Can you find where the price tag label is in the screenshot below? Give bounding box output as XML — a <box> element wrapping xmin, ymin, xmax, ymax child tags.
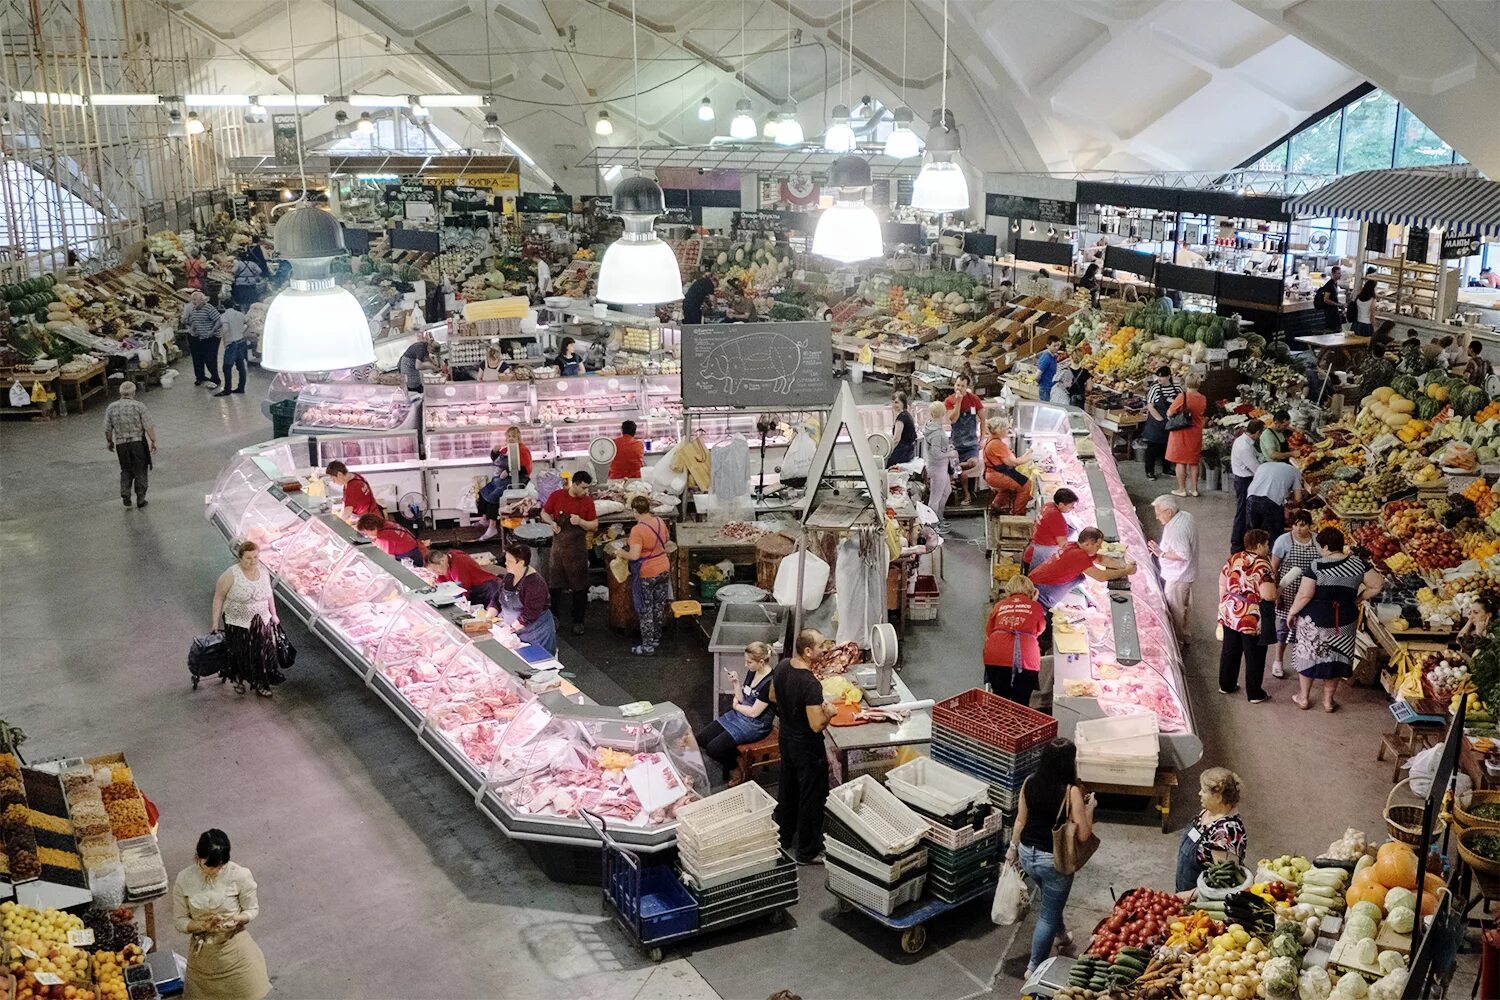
<box><xmin>18</xmin><ymin>946</ymin><xmax>38</xmax><ymax>959</ymax></box>
<box><xmin>68</xmin><ymin>928</ymin><xmax>96</xmax><ymax>946</ymax></box>
<box><xmin>34</xmin><ymin>972</ymin><xmax>64</xmax><ymax>986</ymax></box>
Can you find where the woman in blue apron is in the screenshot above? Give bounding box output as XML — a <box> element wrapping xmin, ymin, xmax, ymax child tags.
<box><xmin>498</xmin><ymin>542</ymin><xmax>557</xmax><ymax>654</ymax></box>
<box><xmin>553</xmin><ymin>336</ymin><xmax>585</xmax><ymax>377</ymax></box>
<box><xmin>1174</xmin><ymin>768</ymin><xmax>1249</xmax><ymax>891</ymax></box>
<box><xmin>625</xmin><ymin>496</ymin><xmax>673</xmax><ymax>655</ymax></box>
<box><xmin>694</xmin><ymin>641</ymin><xmax>775</xmax><ymax>783</ymax></box>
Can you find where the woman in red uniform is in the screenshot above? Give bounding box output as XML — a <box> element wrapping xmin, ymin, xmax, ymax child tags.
<box><xmin>984</xmin><ymin>576</ymin><xmax>1048</xmax><ymax>706</ymax></box>
<box><xmin>426</xmin><ymin>548</ymin><xmax>500</xmax><ymax>607</ymax></box>
<box><xmin>609</xmin><ymin>420</ymin><xmax>646</xmax><ymax>480</ymax></box>
<box><xmin>1025</xmin><ymin>488</ymin><xmax>1078</xmax><ymax>571</ymax></box>
<box><xmin>982</xmin><ymin>415</ymin><xmax>1033</xmax><ymax>514</ymax></box>
<box><xmin>325</xmin><ymin>460</ymin><xmax>379</xmax><ymax>520</ymax></box>
<box><xmin>356</xmin><ymin>513</ymin><xmax>426</xmax><ymax>567</ymax></box>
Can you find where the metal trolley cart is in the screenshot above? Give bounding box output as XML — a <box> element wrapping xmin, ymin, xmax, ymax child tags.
<box><xmin>581</xmin><ymin>811</ymin><xmax>798</xmax><ymax>962</ymax></box>
<box><xmin>831</xmin><ymin>878</ymin><xmax>997</xmax><ymax>955</ymax></box>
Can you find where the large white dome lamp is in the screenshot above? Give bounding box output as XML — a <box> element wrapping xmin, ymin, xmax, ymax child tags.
<box><xmin>813</xmin><ymin>156</ymin><xmax>883</xmax><ymax>264</ymax></box>
<box><xmin>912</xmin><ymin>108</ymin><xmax>968</xmax><ymax>213</ymax></box>
<box><xmin>596</xmin><ymin>176</ymin><xmax>684</xmax><ymax>306</ymax></box>
<box><xmin>261</xmin><ymin>204</ymin><xmax>376</xmax><ymax>372</ymax></box>
<box><xmin>773</xmin><ymin>105</ymin><xmax>804</xmax><ymax>146</ymax></box>
<box><xmin>823</xmin><ymin>104</ymin><xmax>856</xmax><ymax>153</ymax></box>
<box><xmin>698</xmin><ymin>97</ymin><xmax>715</xmax><ymax>122</ymax></box>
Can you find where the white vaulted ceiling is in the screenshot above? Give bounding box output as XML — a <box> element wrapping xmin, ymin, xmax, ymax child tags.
<box><xmin>16</xmin><ymin>0</ymin><xmax>1498</xmax><ymax>194</ymax></box>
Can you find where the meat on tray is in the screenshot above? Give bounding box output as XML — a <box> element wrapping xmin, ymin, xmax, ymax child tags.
<box><xmin>716</xmin><ymin>521</ymin><xmax>763</xmax><ymax>541</ymax></box>
<box><xmin>813</xmin><ymin>641</ymin><xmax>863</xmax><ymax>678</ymax></box>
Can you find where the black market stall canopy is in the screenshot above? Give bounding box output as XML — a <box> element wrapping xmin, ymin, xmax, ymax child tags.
<box><xmin>1283</xmin><ymin>168</ymin><xmax>1500</xmax><ymax>237</ymax></box>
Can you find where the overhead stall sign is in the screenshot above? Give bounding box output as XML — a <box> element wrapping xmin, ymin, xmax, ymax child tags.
<box><xmin>1441</xmin><ymin>233</ymin><xmax>1481</xmax><ymax>259</ymax></box>
<box><xmin>984</xmin><ymin>193</ymin><xmax>1077</xmax><ymax>226</ymax></box>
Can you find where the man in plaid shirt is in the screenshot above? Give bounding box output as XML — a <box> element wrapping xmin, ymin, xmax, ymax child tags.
<box><xmin>103</xmin><ymin>381</ymin><xmax>157</xmax><ymax>508</ymax></box>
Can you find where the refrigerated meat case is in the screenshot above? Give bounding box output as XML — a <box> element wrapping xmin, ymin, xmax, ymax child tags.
<box><xmin>206</xmin><ymin>442</ymin><xmax>709</xmax><ymax>856</ymax></box>
<box><xmin>1011</xmin><ymin>401</ymin><xmax>1203</xmax><ymax>771</ymax></box>
<box><xmin>289</xmin><ymin>383</ymin><xmax>424</xmax><ymax>501</ymax></box>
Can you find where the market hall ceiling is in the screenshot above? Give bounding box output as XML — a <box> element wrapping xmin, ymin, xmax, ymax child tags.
<box><xmin>11</xmin><ymin>0</ymin><xmax>1498</xmax><ymax>183</ymax></box>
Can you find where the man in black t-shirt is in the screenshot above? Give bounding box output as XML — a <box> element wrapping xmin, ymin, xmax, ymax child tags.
<box><xmin>1315</xmin><ymin>265</ymin><xmax>1343</xmax><ymax>331</ymax></box>
<box><xmin>681</xmin><ymin>271</ymin><xmax>715</xmax><ymax>324</ymax></box>
<box><xmin>771</xmin><ymin>628</ymin><xmax>836</xmax><ymax>865</ymax></box>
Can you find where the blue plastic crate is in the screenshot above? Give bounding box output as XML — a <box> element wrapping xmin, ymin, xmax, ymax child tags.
<box><xmin>609</xmin><ymin>864</ymin><xmax>700</xmax><ymax>942</ymax></box>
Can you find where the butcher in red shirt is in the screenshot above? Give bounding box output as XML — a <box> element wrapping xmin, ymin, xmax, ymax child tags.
<box><xmin>540</xmin><ymin>470</ymin><xmax>600</xmax><ymax>634</ymax></box>
<box><xmin>984</xmin><ymin>576</ymin><xmax>1048</xmax><ymax>706</ymax></box>
<box><xmin>426</xmin><ymin>548</ymin><xmax>500</xmax><ymax>607</ymax></box>
<box><xmin>1027</xmin><ymin>527</ymin><xmax>1135</xmax><ymax>609</ymax></box>
<box><xmin>609</xmin><ymin>419</ymin><xmax>646</xmax><ymax>480</ymax></box>
<box><xmin>1025</xmin><ymin>487</ymin><xmax>1079</xmax><ymax>570</ymax></box>
<box><xmin>325</xmin><ymin>460</ymin><xmax>379</xmax><ymax>519</ymax></box>
<box><xmin>356</xmin><ymin>512</ymin><xmax>426</xmax><ymax>567</ymax></box>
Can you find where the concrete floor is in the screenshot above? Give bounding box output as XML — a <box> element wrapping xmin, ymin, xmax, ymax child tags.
<box><xmin>0</xmin><ymin>372</ymin><xmax>1475</xmax><ymax>999</ymax></box>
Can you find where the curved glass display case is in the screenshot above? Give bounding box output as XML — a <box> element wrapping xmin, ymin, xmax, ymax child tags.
<box><xmin>1014</xmin><ymin>400</ymin><xmax>1202</xmax><ymax>769</ymax></box>
<box><xmin>205</xmin><ymin>440</ymin><xmax>704</xmax><ymax>852</ymax></box>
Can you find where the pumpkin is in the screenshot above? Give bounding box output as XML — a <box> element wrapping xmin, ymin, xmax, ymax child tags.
<box><xmin>1373</xmin><ymin>850</ymin><xmax>1419</xmax><ymax>891</ymax></box>
<box><xmin>1377</xmin><ymin>842</ymin><xmax>1415</xmax><ymax>864</ymax></box>
<box><xmin>1347</xmin><ymin>878</ymin><xmax>1389</xmax><ymax>910</ymax></box>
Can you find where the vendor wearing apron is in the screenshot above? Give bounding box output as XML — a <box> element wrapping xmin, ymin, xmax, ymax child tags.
<box><xmin>498</xmin><ymin>542</ymin><xmax>557</xmax><ymax>654</ymax></box>
<box><xmin>325</xmin><ymin>460</ymin><xmax>379</xmax><ymax>520</ymax></box>
<box><xmin>945</xmin><ymin>374</ymin><xmax>984</xmax><ymax>504</ymax></box>
<box><xmin>475</xmin><ymin>427</ymin><xmax>534</xmax><ymax>542</ymax></box>
<box><xmin>427</xmin><ymin>548</ymin><xmax>500</xmax><ymax>608</ymax></box>
<box><xmin>982</xmin><ymin>415</ymin><xmax>1034</xmax><ymax>514</ymax></box>
<box><xmin>540</xmin><ymin>471</ymin><xmax>599</xmax><ymax>636</ymax></box>
<box><xmin>983</xmin><ymin>576</ymin><xmax>1047</xmax><ymax>707</ymax></box>
<box><xmin>1027</xmin><ymin>528</ymin><xmax>1137</xmax><ymax>611</ymax></box>
<box><xmin>1175</xmin><ymin>767</ymin><xmax>1248</xmax><ymax>892</ymax></box>
<box><xmin>356</xmin><ymin>513</ymin><xmax>426</xmax><ymax>567</ymax></box>
<box><xmin>625</xmin><ymin>495</ymin><xmax>673</xmax><ymax>656</ymax></box>
<box><xmin>694</xmin><ymin>641</ymin><xmax>776</xmax><ymax>784</ymax></box>
<box><xmin>1024</xmin><ymin>488</ymin><xmax>1079</xmax><ymax>572</ymax></box>
<box><xmin>553</xmin><ymin>336</ymin><xmax>585</xmax><ymax>376</ymax></box>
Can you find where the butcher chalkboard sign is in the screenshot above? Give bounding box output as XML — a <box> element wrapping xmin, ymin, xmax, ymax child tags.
<box><xmin>680</xmin><ymin>322</ymin><xmax>836</xmax><ymax>409</ymax></box>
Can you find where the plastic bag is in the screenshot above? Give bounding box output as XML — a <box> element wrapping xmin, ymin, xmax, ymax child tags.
<box><xmin>1405</xmin><ymin>743</ymin><xmax>1472</xmax><ymax>799</ymax></box>
<box><xmin>773</xmin><ymin>546</ymin><xmax>829</xmax><ymax>612</ymax></box>
<box><xmin>8</xmin><ymin>382</ymin><xmax>29</xmax><ymax>407</ymax></box>
<box><xmin>992</xmin><ymin>862</ymin><xmax>1029</xmax><ymax>925</ymax></box>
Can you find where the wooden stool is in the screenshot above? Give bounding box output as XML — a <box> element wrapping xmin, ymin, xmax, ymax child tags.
<box><xmin>1378</xmin><ymin>721</ymin><xmax>1443</xmax><ymax>782</ymax></box>
<box><xmin>731</xmin><ymin>730</ymin><xmax>781</xmax><ymax>788</ymax></box>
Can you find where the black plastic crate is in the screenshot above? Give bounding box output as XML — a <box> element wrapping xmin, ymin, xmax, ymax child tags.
<box><xmin>699</xmin><ymin>887</ymin><xmax>800</xmax><ymax>931</ymax></box>
<box><xmin>904</xmin><ymin>797</ymin><xmax>996</xmax><ymax>831</ymax></box>
<box><xmin>927</xmin><ymin>833</ymin><xmax>1002</xmax><ymax>869</ymax></box>
<box><xmin>686</xmin><ymin>852</ymin><xmax>798</xmax><ymax>907</ymax></box>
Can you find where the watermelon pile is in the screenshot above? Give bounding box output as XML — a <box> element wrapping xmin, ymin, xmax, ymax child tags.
<box><xmin>2</xmin><ymin>274</ymin><xmax>57</xmax><ymax>323</ymax></box>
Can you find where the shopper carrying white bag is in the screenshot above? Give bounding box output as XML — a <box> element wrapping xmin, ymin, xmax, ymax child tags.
<box><xmin>992</xmin><ymin>861</ymin><xmax>1030</xmax><ymax>925</ymax></box>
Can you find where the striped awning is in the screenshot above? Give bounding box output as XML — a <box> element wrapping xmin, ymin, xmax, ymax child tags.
<box><xmin>1284</xmin><ymin>169</ymin><xmax>1500</xmax><ymax>237</ymax></box>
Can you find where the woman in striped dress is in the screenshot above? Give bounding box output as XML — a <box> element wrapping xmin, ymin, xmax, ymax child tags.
<box><xmin>1284</xmin><ymin>527</ymin><xmax>1386</xmax><ymax>712</ymax></box>
<box><xmin>1269</xmin><ymin>511</ymin><xmax>1319</xmax><ymax>679</ymax></box>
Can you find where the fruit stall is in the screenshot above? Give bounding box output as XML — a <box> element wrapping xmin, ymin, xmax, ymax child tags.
<box><xmin>2</xmin><ymin>745</ymin><xmax>177</xmax><ymax>1000</ymax></box>
<box><xmin>206</xmin><ymin>439</ymin><xmax>710</xmax><ymax>871</ymax></box>
<box><xmin>1026</xmin><ymin>834</ymin><xmax>1436</xmax><ymax>999</ymax></box>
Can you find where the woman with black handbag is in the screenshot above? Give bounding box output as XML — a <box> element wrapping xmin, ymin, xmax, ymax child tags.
<box><xmin>1005</xmin><ymin>738</ymin><xmax>1096</xmax><ymax>978</ymax></box>
<box><xmin>210</xmin><ymin>541</ymin><xmax>286</xmax><ymax>697</ymax></box>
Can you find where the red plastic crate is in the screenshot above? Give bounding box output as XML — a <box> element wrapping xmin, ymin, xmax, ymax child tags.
<box><xmin>932</xmin><ymin>689</ymin><xmax>1058</xmax><ymax>754</ymax></box>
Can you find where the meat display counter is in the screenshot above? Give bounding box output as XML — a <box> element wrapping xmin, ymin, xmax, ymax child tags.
<box><xmin>204</xmin><ymin>441</ymin><xmax>708</xmax><ymax>854</ymax></box>
<box><xmin>289</xmin><ymin>384</ymin><xmax>423</xmax><ymax>499</ymax></box>
<box><xmin>1013</xmin><ymin>401</ymin><xmax>1203</xmax><ymax>770</ymax></box>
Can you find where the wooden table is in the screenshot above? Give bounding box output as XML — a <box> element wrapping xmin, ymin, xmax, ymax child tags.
<box><xmin>56</xmin><ymin>362</ymin><xmax>108</xmax><ymax>413</ymax></box>
<box><xmin>1089</xmin><ymin>766</ymin><xmax>1180</xmax><ymax>832</ymax></box>
<box><xmin>0</xmin><ymin>369</ymin><xmax>60</xmax><ymax>418</ymax></box>
<box><xmin>1297</xmin><ymin>333</ymin><xmax>1372</xmax><ymax>381</ymax></box>
<box><xmin>673</xmin><ymin>521</ymin><xmax>768</xmax><ymax>601</ymax></box>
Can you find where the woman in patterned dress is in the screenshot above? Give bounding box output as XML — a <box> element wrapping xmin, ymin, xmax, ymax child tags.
<box><xmin>1216</xmin><ymin>529</ymin><xmax>1278</xmax><ymax>702</ymax></box>
<box><xmin>1175</xmin><ymin>768</ymin><xmax>1248</xmax><ymax>892</ymax></box>
<box><xmin>1285</xmin><ymin>527</ymin><xmax>1386</xmax><ymax>712</ymax></box>
<box><xmin>1269</xmin><ymin>511</ymin><xmax>1319</xmax><ymax>679</ymax></box>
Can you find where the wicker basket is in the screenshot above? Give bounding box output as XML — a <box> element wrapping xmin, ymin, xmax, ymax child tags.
<box><xmin>1457</xmin><ymin>827</ymin><xmax>1500</xmax><ymax>877</ymax></box>
<box><xmin>1454</xmin><ymin>790</ymin><xmax>1500</xmax><ymax>831</ymax></box>
<box><xmin>1385</xmin><ymin>778</ymin><xmax>1442</xmax><ymax>845</ymax></box>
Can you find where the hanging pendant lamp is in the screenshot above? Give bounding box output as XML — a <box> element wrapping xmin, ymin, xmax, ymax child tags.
<box><xmin>824</xmin><ymin>104</ymin><xmax>856</xmax><ymax>153</ymax></box>
<box><xmin>911</xmin><ymin>0</ymin><xmax>968</xmax><ymax>213</ymax></box>
<box><xmin>261</xmin><ymin>205</ymin><xmax>375</xmax><ymax>372</ymax></box>
<box><xmin>730</xmin><ymin>99</ymin><xmax>757</xmax><ymax>139</ymax></box>
<box><xmin>774</xmin><ymin>105</ymin><xmax>804</xmax><ymax>146</ymax></box>
<box><xmin>813</xmin><ymin>156</ymin><xmax>882</xmax><ymax>263</ymax></box>
<box><xmin>595</xmin><ymin>110</ymin><xmax>614</xmax><ymax>136</ymax></box>
<box><xmin>596</xmin><ymin>177</ymin><xmax>683</xmax><ymax>305</ymax></box>
<box><xmin>698</xmin><ymin>97</ymin><xmax>715</xmax><ymax>122</ymax></box>
<box><xmin>883</xmin><ymin>108</ymin><xmax>923</xmax><ymax>159</ymax></box>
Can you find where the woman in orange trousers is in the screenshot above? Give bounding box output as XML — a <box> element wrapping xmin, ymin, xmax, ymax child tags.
<box><xmin>983</xmin><ymin>415</ymin><xmax>1034</xmax><ymax>515</ymax></box>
